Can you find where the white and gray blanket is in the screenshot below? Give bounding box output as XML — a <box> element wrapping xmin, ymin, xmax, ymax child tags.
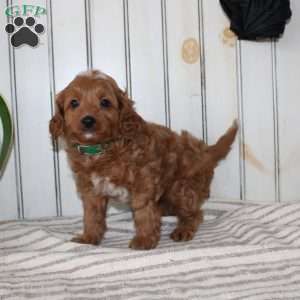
<box><xmin>0</xmin><ymin>200</ymin><xmax>300</xmax><ymax>300</ymax></box>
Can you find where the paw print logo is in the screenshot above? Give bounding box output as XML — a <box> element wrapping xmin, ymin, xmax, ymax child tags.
<box><xmin>5</xmin><ymin>17</ymin><xmax>45</xmax><ymax>48</ymax></box>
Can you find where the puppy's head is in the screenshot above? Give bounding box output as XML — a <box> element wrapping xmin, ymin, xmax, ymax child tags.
<box><xmin>49</xmin><ymin>70</ymin><xmax>139</xmax><ymax>145</ymax></box>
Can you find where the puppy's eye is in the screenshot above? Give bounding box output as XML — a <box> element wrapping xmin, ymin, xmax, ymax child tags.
<box><xmin>100</xmin><ymin>98</ymin><xmax>111</xmax><ymax>108</ymax></box>
<box><xmin>70</xmin><ymin>99</ymin><xmax>80</xmax><ymax>109</ymax></box>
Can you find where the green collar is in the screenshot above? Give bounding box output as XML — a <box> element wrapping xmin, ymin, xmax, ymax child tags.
<box><xmin>74</xmin><ymin>142</ymin><xmax>110</xmax><ymax>156</ymax></box>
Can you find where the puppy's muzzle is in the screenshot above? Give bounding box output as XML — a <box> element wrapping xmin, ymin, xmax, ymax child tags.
<box><xmin>81</xmin><ymin>115</ymin><xmax>96</xmax><ymax>130</ymax></box>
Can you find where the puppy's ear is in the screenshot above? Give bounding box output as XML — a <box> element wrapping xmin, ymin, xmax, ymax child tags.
<box><xmin>106</xmin><ymin>76</ymin><xmax>145</xmax><ymax>140</ymax></box>
<box><xmin>49</xmin><ymin>91</ymin><xmax>65</xmax><ymax>139</ymax></box>
<box><xmin>116</xmin><ymin>88</ymin><xmax>145</xmax><ymax>141</ymax></box>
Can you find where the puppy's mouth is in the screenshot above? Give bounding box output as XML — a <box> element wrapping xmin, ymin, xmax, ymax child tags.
<box><xmin>70</xmin><ymin>129</ymin><xmax>100</xmax><ymax>145</ymax></box>
<box><xmin>81</xmin><ymin>126</ymin><xmax>96</xmax><ymax>134</ymax></box>
<box><xmin>83</xmin><ymin>131</ymin><xmax>95</xmax><ymax>140</ymax></box>
<box><xmin>68</xmin><ymin>120</ymin><xmax>113</xmax><ymax>145</ymax></box>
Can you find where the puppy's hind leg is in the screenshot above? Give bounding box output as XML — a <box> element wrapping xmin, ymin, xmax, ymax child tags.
<box><xmin>171</xmin><ymin>209</ymin><xmax>203</xmax><ymax>242</ymax></box>
<box><xmin>129</xmin><ymin>201</ymin><xmax>161</xmax><ymax>250</ymax></box>
<box><xmin>168</xmin><ymin>182</ymin><xmax>204</xmax><ymax>242</ymax></box>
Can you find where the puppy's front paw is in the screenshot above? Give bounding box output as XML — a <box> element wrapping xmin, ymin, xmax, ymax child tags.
<box><xmin>71</xmin><ymin>234</ymin><xmax>101</xmax><ymax>245</ymax></box>
<box><xmin>129</xmin><ymin>236</ymin><xmax>158</xmax><ymax>250</ymax></box>
<box><xmin>170</xmin><ymin>227</ymin><xmax>195</xmax><ymax>242</ymax></box>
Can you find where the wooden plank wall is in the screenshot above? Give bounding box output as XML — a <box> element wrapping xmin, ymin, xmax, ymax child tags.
<box><xmin>0</xmin><ymin>0</ymin><xmax>299</xmax><ymax>220</ymax></box>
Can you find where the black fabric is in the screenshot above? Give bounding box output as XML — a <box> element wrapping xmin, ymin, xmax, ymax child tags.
<box><xmin>220</xmin><ymin>0</ymin><xmax>292</xmax><ymax>40</ymax></box>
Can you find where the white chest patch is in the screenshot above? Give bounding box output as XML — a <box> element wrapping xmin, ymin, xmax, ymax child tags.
<box><xmin>91</xmin><ymin>173</ymin><xmax>131</xmax><ymax>204</ymax></box>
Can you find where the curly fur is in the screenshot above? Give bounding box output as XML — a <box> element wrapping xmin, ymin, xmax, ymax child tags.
<box><xmin>49</xmin><ymin>70</ymin><xmax>238</xmax><ymax>250</ymax></box>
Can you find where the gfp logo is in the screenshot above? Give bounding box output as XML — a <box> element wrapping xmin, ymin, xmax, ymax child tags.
<box><xmin>4</xmin><ymin>4</ymin><xmax>46</xmax><ymax>48</ymax></box>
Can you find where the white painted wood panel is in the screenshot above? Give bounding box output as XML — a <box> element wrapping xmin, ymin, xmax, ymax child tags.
<box><xmin>277</xmin><ymin>0</ymin><xmax>300</xmax><ymax>202</ymax></box>
<box><xmin>51</xmin><ymin>0</ymin><xmax>87</xmax><ymax>216</ymax></box>
<box><xmin>240</xmin><ymin>41</ymin><xmax>276</xmax><ymax>202</ymax></box>
<box><xmin>0</xmin><ymin>0</ymin><xmax>18</xmax><ymax>220</ymax></box>
<box><xmin>1</xmin><ymin>0</ymin><xmax>300</xmax><ymax>221</ymax></box>
<box><xmin>128</xmin><ymin>0</ymin><xmax>166</xmax><ymax>125</ymax></box>
<box><xmin>91</xmin><ymin>0</ymin><xmax>126</xmax><ymax>90</ymax></box>
<box><xmin>11</xmin><ymin>0</ymin><xmax>56</xmax><ymax>218</ymax></box>
<box><xmin>90</xmin><ymin>0</ymin><xmax>128</xmax><ymax>214</ymax></box>
<box><xmin>202</xmin><ymin>0</ymin><xmax>240</xmax><ymax>199</ymax></box>
<box><xmin>166</xmin><ymin>0</ymin><xmax>203</xmax><ymax>138</ymax></box>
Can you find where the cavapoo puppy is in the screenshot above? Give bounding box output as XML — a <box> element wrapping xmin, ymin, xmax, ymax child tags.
<box><xmin>50</xmin><ymin>70</ymin><xmax>238</xmax><ymax>250</ymax></box>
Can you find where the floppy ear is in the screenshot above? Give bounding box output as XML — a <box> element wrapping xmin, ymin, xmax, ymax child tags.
<box><xmin>49</xmin><ymin>91</ymin><xmax>65</xmax><ymax>139</ymax></box>
<box><xmin>117</xmin><ymin>89</ymin><xmax>145</xmax><ymax>141</ymax></box>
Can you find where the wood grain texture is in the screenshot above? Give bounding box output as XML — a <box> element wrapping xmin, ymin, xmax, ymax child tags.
<box><xmin>276</xmin><ymin>0</ymin><xmax>300</xmax><ymax>202</ymax></box>
<box><xmin>51</xmin><ymin>0</ymin><xmax>87</xmax><ymax>216</ymax></box>
<box><xmin>91</xmin><ymin>0</ymin><xmax>127</xmax><ymax>90</ymax></box>
<box><xmin>202</xmin><ymin>0</ymin><xmax>240</xmax><ymax>200</ymax></box>
<box><xmin>0</xmin><ymin>0</ymin><xmax>299</xmax><ymax>220</ymax></box>
<box><xmin>240</xmin><ymin>41</ymin><xmax>276</xmax><ymax>202</ymax></box>
<box><xmin>0</xmin><ymin>0</ymin><xmax>18</xmax><ymax>220</ymax></box>
<box><xmin>166</xmin><ymin>0</ymin><xmax>203</xmax><ymax>138</ymax></box>
<box><xmin>11</xmin><ymin>0</ymin><xmax>57</xmax><ymax>218</ymax></box>
<box><xmin>128</xmin><ymin>0</ymin><xmax>166</xmax><ymax>125</ymax></box>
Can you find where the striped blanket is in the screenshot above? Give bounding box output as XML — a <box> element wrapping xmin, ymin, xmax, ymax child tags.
<box><xmin>0</xmin><ymin>200</ymin><xmax>300</xmax><ymax>300</ymax></box>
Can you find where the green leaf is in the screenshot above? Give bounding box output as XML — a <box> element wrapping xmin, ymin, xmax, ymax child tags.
<box><xmin>0</xmin><ymin>94</ymin><xmax>13</xmax><ymax>177</ymax></box>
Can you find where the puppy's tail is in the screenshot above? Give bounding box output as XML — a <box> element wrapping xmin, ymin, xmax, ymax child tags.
<box><xmin>207</xmin><ymin>120</ymin><xmax>238</xmax><ymax>162</ymax></box>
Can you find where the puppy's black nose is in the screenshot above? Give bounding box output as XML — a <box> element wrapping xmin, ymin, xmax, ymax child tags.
<box><xmin>81</xmin><ymin>116</ymin><xmax>96</xmax><ymax>129</ymax></box>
